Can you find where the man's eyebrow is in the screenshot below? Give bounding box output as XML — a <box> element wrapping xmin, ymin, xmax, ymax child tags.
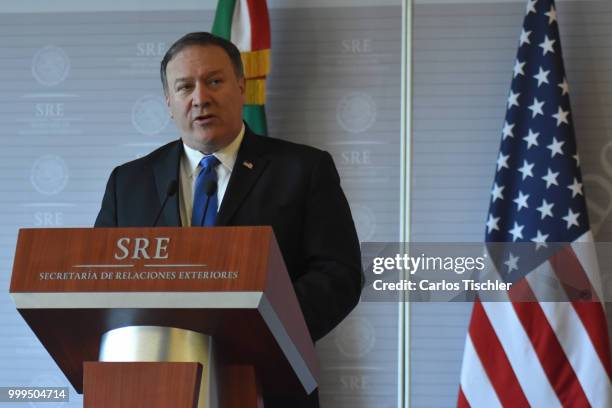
<box><xmin>173</xmin><ymin>70</ymin><xmax>225</xmax><ymax>85</ymax></box>
<box><xmin>173</xmin><ymin>77</ymin><xmax>191</xmax><ymax>85</ymax></box>
<box><xmin>205</xmin><ymin>69</ymin><xmax>223</xmax><ymax>76</ymax></box>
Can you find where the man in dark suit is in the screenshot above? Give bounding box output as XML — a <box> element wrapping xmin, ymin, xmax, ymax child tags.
<box><xmin>95</xmin><ymin>32</ymin><xmax>362</xmax><ymax>407</ymax></box>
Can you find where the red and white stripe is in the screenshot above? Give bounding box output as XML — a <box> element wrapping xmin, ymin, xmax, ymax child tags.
<box><xmin>459</xmin><ymin>232</ymin><xmax>612</xmax><ymax>407</ymax></box>
<box><xmin>231</xmin><ymin>0</ymin><xmax>252</xmax><ymax>51</ymax></box>
<box><xmin>230</xmin><ymin>0</ymin><xmax>271</xmax><ymax>52</ymax></box>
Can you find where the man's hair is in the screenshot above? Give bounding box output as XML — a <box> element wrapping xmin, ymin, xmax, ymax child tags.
<box><xmin>160</xmin><ymin>32</ymin><xmax>244</xmax><ymax>95</ymax></box>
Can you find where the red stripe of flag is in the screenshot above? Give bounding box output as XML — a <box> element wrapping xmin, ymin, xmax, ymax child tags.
<box><xmin>457</xmin><ymin>386</ymin><xmax>471</xmax><ymax>408</ymax></box>
<box><xmin>469</xmin><ymin>299</ymin><xmax>530</xmax><ymax>407</ymax></box>
<box><xmin>550</xmin><ymin>246</ymin><xmax>612</xmax><ymax>380</ymax></box>
<box><xmin>512</xmin><ymin>292</ymin><xmax>590</xmax><ymax>406</ymax></box>
<box><xmin>508</xmin><ymin>276</ymin><xmax>537</xmax><ymax>302</ymax></box>
<box><xmin>571</xmin><ymin>303</ymin><xmax>612</xmax><ymax>380</ymax></box>
<box><xmin>245</xmin><ymin>0</ymin><xmax>270</xmax><ymax>50</ymax></box>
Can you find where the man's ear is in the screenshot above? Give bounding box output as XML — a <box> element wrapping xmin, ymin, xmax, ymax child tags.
<box><xmin>165</xmin><ymin>93</ymin><xmax>173</xmax><ymax>118</ymax></box>
<box><xmin>239</xmin><ymin>77</ymin><xmax>246</xmax><ymax>103</ymax></box>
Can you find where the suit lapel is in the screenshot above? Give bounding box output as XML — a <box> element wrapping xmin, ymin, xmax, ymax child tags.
<box><xmin>152</xmin><ymin>140</ymin><xmax>182</xmax><ymax>227</ymax></box>
<box><xmin>216</xmin><ymin>129</ymin><xmax>269</xmax><ymax>225</ymax></box>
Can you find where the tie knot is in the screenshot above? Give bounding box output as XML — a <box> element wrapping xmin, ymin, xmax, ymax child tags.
<box><xmin>199</xmin><ymin>155</ymin><xmax>220</xmax><ymax>173</ymax></box>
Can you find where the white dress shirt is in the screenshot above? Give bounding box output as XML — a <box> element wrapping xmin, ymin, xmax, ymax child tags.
<box><xmin>179</xmin><ymin>125</ymin><xmax>245</xmax><ymax>226</ymax></box>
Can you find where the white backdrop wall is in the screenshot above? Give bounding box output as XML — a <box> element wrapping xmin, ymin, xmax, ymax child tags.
<box><xmin>0</xmin><ymin>2</ymin><xmax>402</xmax><ymax>407</ymax></box>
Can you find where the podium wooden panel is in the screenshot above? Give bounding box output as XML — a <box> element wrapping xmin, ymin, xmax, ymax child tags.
<box><xmin>84</xmin><ymin>362</ymin><xmax>202</xmax><ymax>408</ymax></box>
<box><xmin>220</xmin><ymin>365</ymin><xmax>264</xmax><ymax>408</ymax></box>
<box><xmin>9</xmin><ymin>226</ymin><xmax>319</xmax><ymax>406</ymax></box>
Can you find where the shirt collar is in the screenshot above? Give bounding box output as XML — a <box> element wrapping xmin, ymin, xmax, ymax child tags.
<box><xmin>182</xmin><ymin>124</ymin><xmax>245</xmax><ymax>176</ymax></box>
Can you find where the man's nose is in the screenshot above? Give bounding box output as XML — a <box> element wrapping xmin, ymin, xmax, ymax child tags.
<box><xmin>192</xmin><ymin>83</ymin><xmax>210</xmax><ymax>108</ymax></box>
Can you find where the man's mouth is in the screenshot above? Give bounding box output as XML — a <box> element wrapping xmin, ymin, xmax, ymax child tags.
<box><xmin>193</xmin><ymin>114</ymin><xmax>215</xmax><ymax>125</ymax></box>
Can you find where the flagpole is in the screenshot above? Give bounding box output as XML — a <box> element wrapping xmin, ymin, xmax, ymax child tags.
<box><xmin>400</xmin><ymin>0</ymin><xmax>414</xmax><ymax>407</ymax></box>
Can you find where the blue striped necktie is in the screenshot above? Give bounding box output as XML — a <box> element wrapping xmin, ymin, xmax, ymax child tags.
<box><xmin>191</xmin><ymin>155</ymin><xmax>220</xmax><ymax>226</ymax></box>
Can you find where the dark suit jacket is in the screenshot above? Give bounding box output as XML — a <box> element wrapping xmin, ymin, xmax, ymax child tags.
<box><xmin>95</xmin><ymin>127</ymin><xmax>363</xmax><ymax>406</ymax></box>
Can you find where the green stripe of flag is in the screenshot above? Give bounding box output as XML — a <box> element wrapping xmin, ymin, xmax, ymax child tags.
<box><xmin>243</xmin><ymin>104</ymin><xmax>267</xmax><ymax>136</ymax></box>
<box><xmin>212</xmin><ymin>0</ymin><xmax>269</xmax><ymax>136</ymax></box>
<box><xmin>211</xmin><ymin>0</ymin><xmax>237</xmax><ymax>40</ymax></box>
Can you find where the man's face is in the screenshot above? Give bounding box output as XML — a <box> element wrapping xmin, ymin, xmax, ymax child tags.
<box><xmin>165</xmin><ymin>45</ymin><xmax>245</xmax><ymax>153</ymax></box>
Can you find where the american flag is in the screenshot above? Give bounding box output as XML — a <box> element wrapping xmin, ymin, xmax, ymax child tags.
<box><xmin>458</xmin><ymin>0</ymin><xmax>612</xmax><ymax>406</ymax></box>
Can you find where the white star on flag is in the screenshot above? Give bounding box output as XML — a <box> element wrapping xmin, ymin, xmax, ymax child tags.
<box><xmin>526</xmin><ymin>0</ymin><xmax>538</xmax><ymax>15</ymax></box>
<box><xmin>486</xmin><ymin>214</ymin><xmax>501</xmax><ymax>233</ymax></box>
<box><xmin>562</xmin><ymin>208</ymin><xmax>580</xmax><ymax>229</ymax></box>
<box><xmin>545</xmin><ymin>5</ymin><xmax>557</xmax><ymax>24</ymax></box>
<box><xmin>552</xmin><ymin>106</ymin><xmax>570</xmax><ymax>126</ymax></box>
<box><xmin>531</xmin><ymin>230</ymin><xmax>549</xmax><ymax>250</ymax></box>
<box><xmin>542</xmin><ymin>168</ymin><xmax>560</xmax><ymax>188</ymax></box>
<box><xmin>523</xmin><ymin>129</ymin><xmax>539</xmax><ymax>149</ymax></box>
<box><xmin>520</xmin><ymin>29</ymin><xmax>532</xmax><ymax>46</ymax></box>
<box><xmin>539</xmin><ymin>35</ymin><xmax>556</xmax><ymax>55</ymax></box>
<box><xmin>504</xmin><ymin>252</ymin><xmax>520</xmax><ymax>272</ymax></box>
<box><xmin>559</xmin><ymin>78</ymin><xmax>569</xmax><ymax>95</ymax></box>
<box><xmin>528</xmin><ymin>97</ymin><xmax>545</xmax><ymax>117</ymax></box>
<box><xmin>533</xmin><ymin>66</ymin><xmax>550</xmax><ymax>86</ymax></box>
<box><xmin>497</xmin><ymin>152</ymin><xmax>510</xmax><ymax>171</ymax></box>
<box><xmin>514</xmin><ymin>60</ymin><xmax>526</xmax><ymax>78</ymax></box>
<box><xmin>547</xmin><ymin>137</ymin><xmax>564</xmax><ymax>157</ymax></box>
<box><xmin>491</xmin><ymin>183</ymin><xmax>505</xmax><ymax>202</ymax></box>
<box><xmin>536</xmin><ymin>199</ymin><xmax>554</xmax><ymax>219</ymax></box>
<box><xmin>502</xmin><ymin>121</ymin><xmax>515</xmax><ymax>139</ymax></box>
<box><xmin>507</xmin><ymin>91</ymin><xmax>520</xmax><ymax>108</ymax></box>
<box><xmin>508</xmin><ymin>223</ymin><xmax>524</xmax><ymax>242</ymax></box>
<box><xmin>567</xmin><ymin>177</ymin><xmax>583</xmax><ymax>197</ymax></box>
<box><xmin>518</xmin><ymin>160</ymin><xmax>535</xmax><ymax>180</ymax></box>
<box><xmin>513</xmin><ymin>191</ymin><xmax>529</xmax><ymax>211</ymax></box>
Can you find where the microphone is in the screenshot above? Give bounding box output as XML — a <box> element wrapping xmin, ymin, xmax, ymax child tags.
<box><xmin>201</xmin><ymin>179</ymin><xmax>218</xmax><ymax>224</ymax></box>
<box><xmin>153</xmin><ymin>180</ymin><xmax>178</xmax><ymax>226</ymax></box>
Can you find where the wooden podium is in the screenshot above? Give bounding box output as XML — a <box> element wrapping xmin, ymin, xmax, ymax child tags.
<box><xmin>9</xmin><ymin>226</ymin><xmax>319</xmax><ymax>408</ymax></box>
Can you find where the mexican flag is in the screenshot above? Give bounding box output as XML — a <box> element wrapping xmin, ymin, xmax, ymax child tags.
<box><xmin>212</xmin><ymin>0</ymin><xmax>271</xmax><ymax>136</ymax></box>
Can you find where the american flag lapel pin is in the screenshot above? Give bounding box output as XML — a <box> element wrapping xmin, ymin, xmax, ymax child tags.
<box><xmin>242</xmin><ymin>161</ymin><xmax>254</xmax><ymax>169</ymax></box>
